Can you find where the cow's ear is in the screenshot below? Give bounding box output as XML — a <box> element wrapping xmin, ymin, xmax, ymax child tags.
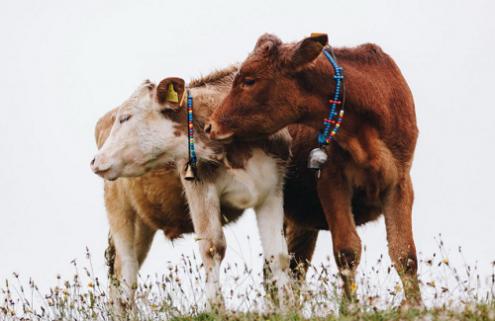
<box><xmin>289</xmin><ymin>33</ymin><xmax>328</xmax><ymax>68</ymax></box>
<box><xmin>95</xmin><ymin>108</ymin><xmax>117</xmax><ymax>149</ymax></box>
<box><xmin>156</xmin><ymin>77</ymin><xmax>186</xmax><ymax>108</ymax></box>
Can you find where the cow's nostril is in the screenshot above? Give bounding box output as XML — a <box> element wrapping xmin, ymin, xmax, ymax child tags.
<box><xmin>204</xmin><ymin>123</ymin><xmax>212</xmax><ymax>134</ymax></box>
<box><xmin>91</xmin><ymin>158</ymin><xmax>96</xmax><ymax>166</ymax></box>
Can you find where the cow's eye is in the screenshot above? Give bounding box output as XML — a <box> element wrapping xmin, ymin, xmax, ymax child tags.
<box><xmin>119</xmin><ymin>114</ymin><xmax>132</xmax><ymax>123</ymax></box>
<box><xmin>243</xmin><ymin>77</ymin><xmax>256</xmax><ymax>86</ymax></box>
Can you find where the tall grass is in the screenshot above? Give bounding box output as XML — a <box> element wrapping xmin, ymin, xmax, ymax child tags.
<box><xmin>1</xmin><ymin>241</ymin><xmax>494</xmax><ymax>321</ymax></box>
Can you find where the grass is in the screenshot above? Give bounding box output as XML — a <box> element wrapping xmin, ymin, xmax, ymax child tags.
<box><xmin>169</xmin><ymin>306</ymin><xmax>495</xmax><ymax>321</ymax></box>
<box><xmin>1</xmin><ymin>240</ymin><xmax>494</xmax><ymax>321</ymax></box>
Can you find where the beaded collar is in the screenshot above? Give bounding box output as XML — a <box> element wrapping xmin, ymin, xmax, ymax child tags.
<box><xmin>183</xmin><ymin>89</ymin><xmax>197</xmax><ymax>180</ymax></box>
<box><xmin>307</xmin><ymin>46</ymin><xmax>346</xmax><ymax>173</ymax></box>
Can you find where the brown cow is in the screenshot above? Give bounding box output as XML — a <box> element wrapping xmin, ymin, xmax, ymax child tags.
<box><xmin>207</xmin><ymin>34</ymin><xmax>421</xmax><ymax>305</ymax></box>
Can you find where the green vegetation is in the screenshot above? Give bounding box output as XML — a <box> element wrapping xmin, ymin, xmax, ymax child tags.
<box><xmin>170</xmin><ymin>306</ymin><xmax>495</xmax><ymax>321</ymax></box>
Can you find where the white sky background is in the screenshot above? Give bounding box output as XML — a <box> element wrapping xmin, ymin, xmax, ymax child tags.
<box><xmin>0</xmin><ymin>0</ymin><xmax>494</xmax><ymax>299</ymax></box>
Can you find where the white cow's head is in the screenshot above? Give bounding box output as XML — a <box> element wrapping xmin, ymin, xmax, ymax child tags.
<box><xmin>91</xmin><ymin>78</ymin><xmax>188</xmax><ymax>180</ymax></box>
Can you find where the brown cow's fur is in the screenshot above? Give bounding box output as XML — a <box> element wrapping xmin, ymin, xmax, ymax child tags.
<box><xmin>209</xmin><ymin>34</ymin><xmax>421</xmax><ymax>305</ymax></box>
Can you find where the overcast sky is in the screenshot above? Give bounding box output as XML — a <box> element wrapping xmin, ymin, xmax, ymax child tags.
<box><xmin>0</xmin><ymin>0</ymin><xmax>493</xmax><ymax>299</ymax></box>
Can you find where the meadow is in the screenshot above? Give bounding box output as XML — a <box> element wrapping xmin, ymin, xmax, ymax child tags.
<box><xmin>1</xmin><ymin>240</ymin><xmax>494</xmax><ymax>321</ymax></box>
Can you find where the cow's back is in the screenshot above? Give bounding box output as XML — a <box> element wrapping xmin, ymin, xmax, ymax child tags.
<box><xmin>335</xmin><ymin>44</ymin><xmax>418</xmax><ymax>164</ymax></box>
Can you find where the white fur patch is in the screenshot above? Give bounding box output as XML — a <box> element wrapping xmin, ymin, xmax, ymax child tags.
<box><xmin>217</xmin><ymin>150</ymin><xmax>280</xmax><ymax>209</ymax></box>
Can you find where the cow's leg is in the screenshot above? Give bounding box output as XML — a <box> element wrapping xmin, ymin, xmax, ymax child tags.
<box><xmin>107</xmin><ymin>215</ymin><xmax>154</xmax><ymax>315</ymax></box>
<box><xmin>180</xmin><ymin>177</ymin><xmax>225</xmax><ymax>310</ymax></box>
<box><xmin>285</xmin><ymin>220</ymin><xmax>318</xmax><ymax>281</ymax></box>
<box><xmin>255</xmin><ymin>192</ymin><xmax>292</xmax><ymax>308</ymax></box>
<box><xmin>104</xmin><ymin>194</ymin><xmax>140</xmax><ymax>308</ymax></box>
<box><xmin>318</xmin><ymin>170</ymin><xmax>361</xmax><ymax>303</ymax></box>
<box><xmin>110</xmin><ymin>217</ymin><xmax>139</xmax><ymax>306</ymax></box>
<box><xmin>383</xmin><ymin>174</ymin><xmax>421</xmax><ymax>306</ymax></box>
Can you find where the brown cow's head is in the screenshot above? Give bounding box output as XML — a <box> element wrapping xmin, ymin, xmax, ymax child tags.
<box><xmin>206</xmin><ymin>33</ymin><xmax>328</xmax><ymax>141</ymax></box>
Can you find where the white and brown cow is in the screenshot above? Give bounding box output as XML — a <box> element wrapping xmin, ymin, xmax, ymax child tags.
<box><xmin>91</xmin><ymin>67</ymin><xmax>294</xmax><ymax>308</ymax></box>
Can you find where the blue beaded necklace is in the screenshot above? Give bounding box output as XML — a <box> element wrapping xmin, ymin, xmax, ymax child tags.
<box><xmin>307</xmin><ymin>47</ymin><xmax>346</xmax><ymax>172</ymax></box>
<box><xmin>184</xmin><ymin>89</ymin><xmax>197</xmax><ymax>180</ymax></box>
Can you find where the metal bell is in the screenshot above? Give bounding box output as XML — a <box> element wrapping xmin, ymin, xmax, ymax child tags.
<box><xmin>184</xmin><ymin>163</ymin><xmax>196</xmax><ymax>180</ymax></box>
<box><xmin>307</xmin><ymin>147</ymin><xmax>328</xmax><ymax>170</ymax></box>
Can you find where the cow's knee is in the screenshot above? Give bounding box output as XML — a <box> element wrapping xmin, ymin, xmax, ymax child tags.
<box><xmin>397</xmin><ymin>252</ymin><xmax>418</xmax><ymax>275</ymax></box>
<box><xmin>335</xmin><ymin>248</ymin><xmax>361</xmax><ymax>271</ymax></box>
<box><xmin>333</xmin><ymin>231</ymin><xmax>362</xmax><ymax>271</ymax></box>
<box><xmin>200</xmin><ymin>237</ymin><xmax>226</xmax><ymax>264</ymax></box>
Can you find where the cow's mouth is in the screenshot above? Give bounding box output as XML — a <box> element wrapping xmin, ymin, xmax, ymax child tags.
<box><xmin>97</xmin><ymin>168</ymin><xmax>119</xmax><ymax>181</ymax></box>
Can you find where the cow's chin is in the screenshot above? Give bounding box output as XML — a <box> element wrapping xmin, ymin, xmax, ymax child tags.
<box><xmin>229</xmin><ymin>128</ymin><xmax>277</xmax><ymax>143</ymax></box>
<box><xmin>97</xmin><ymin>167</ymin><xmax>122</xmax><ymax>181</ymax></box>
<box><xmin>213</xmin><ymin>134</ymin><xmax>234</xmax><ymax>144</ymax></box>
<box><xmin>105</xmin><ymin>173</ymin><xmax>119</xmax><ymax>181</ymax></box>
<box><xmin>234</xmin><ymin>122</ymin><xmax>284</xmax><ymax>142</ymax></box>
<box><xmin>101</xmin><ymin>163</ymin><xmax>149</xmax><ymax>181</ymax></box>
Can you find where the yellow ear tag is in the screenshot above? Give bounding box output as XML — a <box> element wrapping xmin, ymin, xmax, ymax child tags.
<box><xmin>311</xmin><ymin>32</ymin><xmax>326</xmax><ymax>38</ymax></box>
<box><xmin>166</xmin><ymin>83</ymin><xmax>179</xmax><ymax>103</ymax></box>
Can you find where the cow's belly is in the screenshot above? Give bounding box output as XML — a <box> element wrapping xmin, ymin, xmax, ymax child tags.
<box><xmin>218</xmin><ymin>149</ymin><xmax>280</xmax><ymax>210</ymax></box>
